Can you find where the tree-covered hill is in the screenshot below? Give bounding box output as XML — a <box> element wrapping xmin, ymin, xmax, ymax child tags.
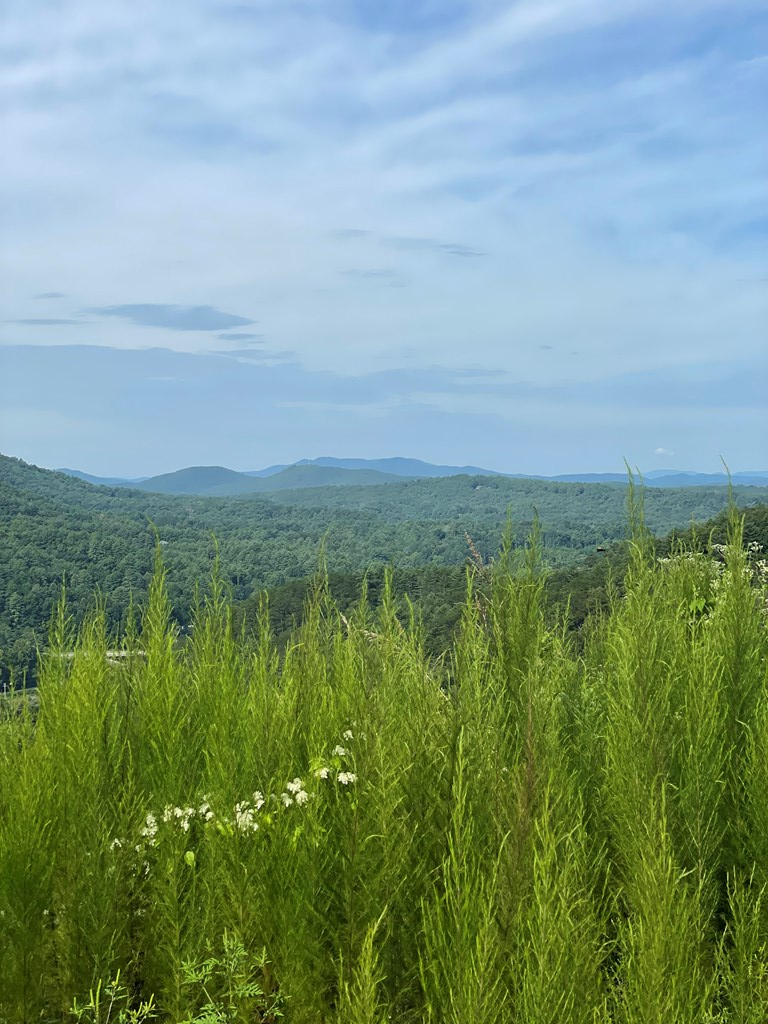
<box><xmin>265</xmin><ymin>472</ymin><xmax>768</xmax><ymax>536</ymax></box>
<box><xmin>235</xmin><ymin>503</ymin><xmax>768</xmax><ymax>659</ymax></box>
<box><xmin>2</xmin><ymin>451</ymin><xmax>766</xmax><ymax>681</ymax></box>
<box><xmin>129</xmin><ymin>463</ymin><xmax>403</xmax><ymax>496</ymax></box>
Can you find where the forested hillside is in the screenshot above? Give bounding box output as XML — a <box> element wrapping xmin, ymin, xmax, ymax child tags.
<box><xmin>231</xmin><ymin>504</ymin><xmax>768</xmax><ymax>658</ymax></box>
<box><xmin>266</xmin><ymin>472</ymin><xmax>767</xmax><ymax>534</ymax></box>
<box><xmin>2</xmin><ymin>452</ymin><xmax>767</xmax><ymax>681</ymax></box>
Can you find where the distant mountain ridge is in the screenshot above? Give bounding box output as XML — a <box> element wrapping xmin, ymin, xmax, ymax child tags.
<box><xmin>56</xmin><ymin>468</ymin><xmax>147</xmax><ymax>486</ymax></box>
<box><xmin>54</xmin><ymin>459</ymin><xmax>768</xmax><ymax>494</ymax></box>
<box><xmin>124</xmin><ymin>463</ymin><xmax>403</xmax><ymax>496</ymax></box>
<box><xmin>288</xmin><ymin>456</ymin><xmax>503</xmax><ymax>478</ymax></box>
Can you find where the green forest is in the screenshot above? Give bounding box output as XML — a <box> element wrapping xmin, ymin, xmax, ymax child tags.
<box><xmin>2</xmin><ymin>452</ymin><xmax>767</xmax><ymax>682</ymax></box>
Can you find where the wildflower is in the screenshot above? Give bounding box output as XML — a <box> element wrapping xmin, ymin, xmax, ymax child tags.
<box><xmin>286</xmin><ymin>778</ymin><xmax>304</xmax><ymax>794</ymax></box>
<box><xmin>141</xmin><ymin>813</ymin><xmax>158</xmax><ymax>841</ymax></box>
<box><xmin>252</xmin><ymin>791</ymin><xmax>265</xmax><ymax>810</ymax></box>
<box><xmin>333</xmin><ymin>746</ymin><xmax>347</xmax><ymax>757</ymax></box>
<box><xmin>162</xmin><ymin>806</ymin><xmax>174</xmax><ymax>823</ymax></box>
<box><xmin>342</xmin><ymin>730</ymin><xmax>354</xmax><ymax>741</ymax></box>
<box><xmin>280</xmin><ymin>792</ymin><xmax>294</xmax><ymax>807</ymax></box>
<box><xmin>198</xmin><ymin>800</ymin><xmax>215</xmax><ymax>822</ymax></box>
<box><xmin>234</xmin><ymin>802</ymin><xmax>259</xmax><ymax>833</ymax></box>
<box><xmin>173</xmin><ymin>807</ymin><xmax>196</xmax><ymax>831</ymax></box>
<box><xmin>294</xmin><ymin>789</ymin><xmax>310</xmax><ymax>806</ymax></box>
<box><xmin>337</xmin><ymin>772</ymin><xmax>357</xmax><ymax>785</ymax></box>
<box><xmin>314</xmin><ymin>766</ymin><xmax>330</xmax><ymax>780</ymax></box>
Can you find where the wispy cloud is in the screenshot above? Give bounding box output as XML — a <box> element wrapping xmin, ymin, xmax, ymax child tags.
<box><xmin>11</xmin><ymin>317</ymin><xmax>82</xmax><ymax>325</ymax></box>
<box><xmin>89</xmin><ymin>304</ymin><xmax>254</xmax><ymax>331</ymax></box>
<box><xmin>34</xmin><ymin>291</ymin><xmax>66</xmax><ymax>299</ymax></box>
<box><xmin>388</xmin><ymin>235</ymin><xmax>485</xmax><ymax>257</ymax></box>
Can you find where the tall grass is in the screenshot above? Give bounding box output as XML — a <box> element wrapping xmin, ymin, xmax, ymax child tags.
<box><xmin>1</xmin><ymin>506</ymin><xmax>767</xmax><ymax>1022</ymax></box>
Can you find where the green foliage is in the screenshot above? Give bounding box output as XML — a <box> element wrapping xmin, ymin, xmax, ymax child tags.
<box><xmin>3</xmin><ymin>452</ymin><xmax>766</xmax><ymax>682</ymax></box>
<box><xmin>69</xmin><ymin>973</ymin><xmax>156</xmax><ymax>1024</ymax></box>
<box><xmin>1</xmin><ymin>484</ymin><xmax>768</xmax><ymax>1021</ymax></box>
<box><xmin>178</xmin><ymin>933</ymin><xmax>284</xmax><ymax>1023</ymax></box>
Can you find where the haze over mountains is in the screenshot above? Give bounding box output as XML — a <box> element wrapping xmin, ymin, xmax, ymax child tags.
<box><xmin>56</xmin><ymin>458</ymin><xmax>768</xmax><ymax>497</ymax></box>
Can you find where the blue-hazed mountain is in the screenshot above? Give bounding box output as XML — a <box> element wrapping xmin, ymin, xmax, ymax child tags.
<box><xmin>56</xmin><ymin>468</ymin><xmax>144</xmax><ymax>486</ymax></box>
<box><xmin>278</xmin><ymin>456</ymin><xmax>503</xmax><ymax>478</ymax></box>
<box><xmin>549</xmin><ymin>471</ymin><xmax>768</xmax><ymax>487</ymax></box>
<box><xmin>56</xmin><ymin>460</ymin><xmax>768</xmax><ymax>492</ymax></box>
<box><xmin>127</xmin><ymin>464</ymin><xmax>403</xmax><ymax>496</ymax></box>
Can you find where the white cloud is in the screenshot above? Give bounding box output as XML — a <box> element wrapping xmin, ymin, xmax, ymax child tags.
<box><xmin>654</xmin><ymin>447</ymin><xmax>675</xmax><ymax>456</ymax></box>
<box><xmin>2</xmin><ymin>0</ymin><xmax>765</xmax><ymax>387</ymax></box>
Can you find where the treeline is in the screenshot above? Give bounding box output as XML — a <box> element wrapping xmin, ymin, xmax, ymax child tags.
<box><xmin>231</xmin><ymin>504</ymin><xmax>768</xmax><ymax>659</ymax></box>
<box><xmin>3</xmin><ymin>451</ymin><xmax>767</xmax><ymax>682</ymax></box>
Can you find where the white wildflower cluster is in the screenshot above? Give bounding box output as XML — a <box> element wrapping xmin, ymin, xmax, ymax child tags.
<box><xmin>141</xmin><ymin>813</ymin><xmax>158</xmax><ymax>843</ymax></box>
<box><xmin>312</xmin><ymin>729</ymin><xmax>359</xmax><ymax>787</ymax></box>
<box><xmin>281</xmin><ymin>777</ymin><xmax>310</xmax><ymax>807</ymax></box>
<box><xmin>234</xmin><ymin>801</ymin><xmax>259</xmax><ymax>833</ymax></box>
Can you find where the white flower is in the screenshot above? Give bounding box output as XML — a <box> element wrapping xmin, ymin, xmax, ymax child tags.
<box><xmin>333</xmin><ymin>746</ymin><xmax>347</xmax><ymax>757</ymax></box>
<box><xmin>342</xmin><ymin>730</ymin><xmax>354</xmax><ymax>741</ymax></box>
<box><xmin>252</xmin><ymin>791</ymin><xmax>265</xmax><ymax>810</ymax></box>
<box><xmin>286</xmin><ymin>778</ymin><xmax>304</xmax><ymax>794</ymax></box>
<box><xmin>314</xmin><ymin>767</ymin><xmax>330</xmax><ymax>780</ymax></box>
<box><xmin>110</xmin><ymin>838</ymin><xmax>122</xmax><ymax>851</ymax></box>
<box><xmin>141</xmin><ymin>813</ymin><xmax>158</xmax><ymax>840</ymax></box>
<box><xmin>172</xmin><ymin>806</ymin><xmax>195</xmax><ymax>831</ymax></box>
<box><xmin>337</xmin><ymin>772</ymin><xmax>357</xmax><ymax>785</ymax></box>
<box><xmin>198</xmin><ymin>800</ymin><xmax>215</xmax><ymax>822</ymax></box>
<box><xmin>234</xmin><ymin>802</ymin><xmax>259</xmax><ymax>833</ymax></box>
<box><xmin>280</xmin><ymin>792</ymin><xmax>294</xmax><ymax>807</ymax></box>
<box><xmin>162</xmin><ymin>806</ymin><xmax>173</xmax><ymax>823</ymax></box>
<box><xmin>294</xmin><ymin>789</ymin><xmax>310</xmax><ymax>806</ymax></box>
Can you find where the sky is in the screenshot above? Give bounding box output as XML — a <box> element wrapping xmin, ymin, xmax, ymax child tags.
<box><xmin>1</xmin><ymin>0</ymin><xmax>766</xmax><ymax>477</ymax></box>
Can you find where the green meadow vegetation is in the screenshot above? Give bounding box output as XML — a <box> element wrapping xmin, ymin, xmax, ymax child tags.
<box><xmin>2</xmin><ymin>492</ymin><xmax>768</xmax><ymax>1022</ymax></box>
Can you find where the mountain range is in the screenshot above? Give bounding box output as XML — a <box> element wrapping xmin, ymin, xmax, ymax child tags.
<box><xmin>55</xmin><ymin>458</ymin><xmax>768</xmax><ymax>497</ymax></box>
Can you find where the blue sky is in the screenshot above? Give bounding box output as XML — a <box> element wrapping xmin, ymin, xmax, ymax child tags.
<box><xmin>1</xmin><ymin>0</ymin><xmax>765</xmax><ymax>476</ymax></box>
